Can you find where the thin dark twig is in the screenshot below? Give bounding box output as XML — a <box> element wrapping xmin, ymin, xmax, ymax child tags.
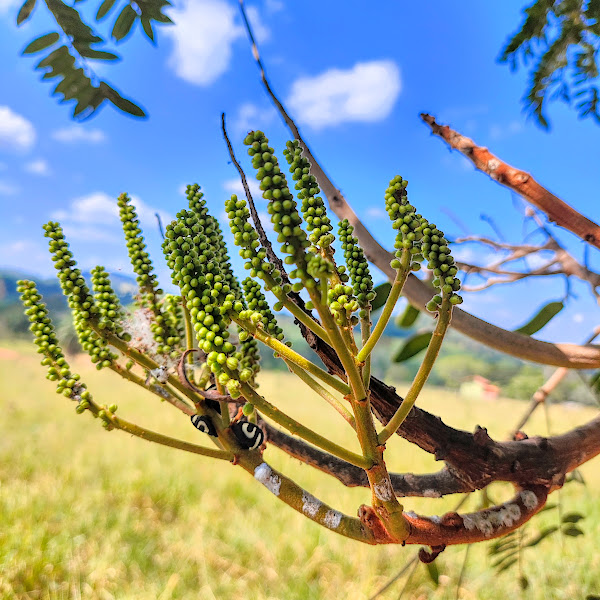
<box><xmin>221</xmin><ymin>112</ymin><xmax>292</xmax><ymax>288</ymax></box>
<box><xmin>511</xmin><ymin>328</ymin><xmax>600</xmax><ymax>438</ymax></box>
<box><xmin>239</xmin><ymin>0</ymin><xmax>302</xmax><ymax>140</ymax></box>
<box><xmin>220</xmin><ymin>111</ymin><xmax>322</xmax><ymax>341</ymax></box>
<box><xmin>155</xmin><ymin>212</ymin><xmax>165</xmax><ymax>240</ymax></box>
<box><xmin>264</xmin><ymin>423</ymin><xmax>471</xmax><ymax>496</ymax></box>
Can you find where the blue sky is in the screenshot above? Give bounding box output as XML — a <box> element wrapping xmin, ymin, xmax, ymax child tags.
<box><xmin>0</xmin><ymin>0</ymin><xmax>598</xmax><ymax>344</ymax></box>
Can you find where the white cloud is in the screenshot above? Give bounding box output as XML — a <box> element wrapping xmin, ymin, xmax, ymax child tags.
<box><xmin>0</xmin><ymin>239</ymin><xmax>48</xmax><ymax>272</ymax></box>
<box><xmin>232</xmin><ymin>102</ymin><xmax>276</xmax><ymax>134</ymax></box>
<box><xmin>245</xmin><ymin>6</ymin><xmax>269</xmax><ymax>43</ymax></box>
<box><xmin>24</xmin><ymin>159</ymin><xmax>51</xmax><ymax>176</ymax></box>
<box><xmin>0</xmin><ymin>180</ymin><xmax>19</xmax><ymax>195</ymax></box>
<box><xmin>223</xmin><ymin>177</ymin><xmax>262</xmax><ymax>200</ymax></box>
<box><xmin>0</xmin><ymin>106</ymin><xmax>36</xmax><ymax>152</ymax></box>
<box><xmin>0</xmin><ymin>0</ymin><xmax>19</xmax><ymax>17</ymax></box>
<box><xmin>287</xmin><ymin>60</ymin><xmax>401</xmax><ymax>130</ymax></box>
<box><xmin>51</xmin><ymin>126</ymin><xmax>107</xmax><ymax>144</ymax></box>
<box><xmin>166</xmin><ymin>0</ymin><xmax>270</xmax><ymax>86</ymax></box>
<box><xmin>166</xmin><ymin>0</ymin><xmax>243</xmax><ymax>86</ymax></box>
<box><xmin>51</xmin><ymin>192</ymin><xmax>172</xmax><ymax>235</ymax></box>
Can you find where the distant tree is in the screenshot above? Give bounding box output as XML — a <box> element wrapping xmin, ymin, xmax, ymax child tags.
<box><xmin>13</xmin><ymin>0</ymin><xmax>172</xmax><ymax>118</ymax></box>
<box><xmin>12</xmin><ymin>1</ymin><xmax>600</xmax><ymax>595</ymax></box>
<box><xmin>11</xmin><ymin>1</ymin><xmax>600</xmax><ymax>125</ymax></box>
<box><xmin>500</xmin><ymin>0</ymin><xmax>600</xmax><ymax>127</ymax></box>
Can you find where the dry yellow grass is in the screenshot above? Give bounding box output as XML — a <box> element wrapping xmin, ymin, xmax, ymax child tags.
<box><xmin>1</xmin><ymin>340</ymin><xmax>599</xmax><ymax>599</ymax></box>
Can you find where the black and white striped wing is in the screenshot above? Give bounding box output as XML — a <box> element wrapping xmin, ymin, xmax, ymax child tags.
<box><xmin>231</xmin><ymin>421</ymin><xmax>264</xmax><ymax>450</ymax></box>
<box><xmin>190</xmin><ymin>415</ymin><xmax>218</xmax><ymax>437</ymax></box>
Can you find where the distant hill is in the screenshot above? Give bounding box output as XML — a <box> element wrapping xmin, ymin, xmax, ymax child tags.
<box><xmin>2</xmin><ymin>269</ymin><xmax>595</xmax><ymax>405</ymax></box>
<box><xmin>0</xmin><ymin>268</ymin><xmax>137</xmax><ymax>339</ymax></box>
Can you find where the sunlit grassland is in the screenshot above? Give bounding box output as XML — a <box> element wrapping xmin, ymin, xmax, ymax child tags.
<box><xmin>1</xmin><ymin>339</ymin><xmax>599</xmax><ymax>599</ymax></box>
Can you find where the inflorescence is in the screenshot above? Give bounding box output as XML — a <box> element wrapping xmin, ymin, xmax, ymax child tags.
<box><xmin>384</xmin><ymin>176</ymin><xmax>462</xmax><ymax>310</ymax></box>
<box><xmin>284</xmin><ymin>140</ymin><xmax>334</xmax><ymax>250</ymax></box>
<box><xmin>21</xmin><ymin>131</ymin><xmax>462</xmax><ymax>451</ymax></box>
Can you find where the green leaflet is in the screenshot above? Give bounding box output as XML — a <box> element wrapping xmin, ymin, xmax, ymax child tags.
<box><xmin>396</xmin><ymin>303</ymin><xmax>420</xmax><ymax>328</ymax></box>
<box><xmin>370</xmin><ymin>282</ymin><xmax>391</xmax><ymax>311</ymax></box>
<box><xmin>112</xmin><ymin>4</ymin><xmax>137</xmax><ymax>42</ymax></box>
<box><xmin>17</xmin><ymin>0</ymin><xmax>36</xmax><ymax>24</ymax></box>
<box><xmin>23</xmin><ymin>32</ymin><xmax>60</xmax><ymax>54</ymax></box>
<box><xmin>393</xmin><ymin>331</ymin><xmax>433</xmax><ymax>363</ymax></box>
<box><xmin>513</xmin><ymin>301</ymin><xmax>564</xmax><ymax>336</ymax></box>
<box><xmin>96</xmin><ymin>0</ymin><xmax>117</xmax><ymax>20</ymax></box>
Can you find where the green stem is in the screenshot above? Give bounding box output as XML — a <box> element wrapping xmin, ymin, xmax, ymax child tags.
<box><xmin>95</xmin><ymin>326</ymin><xmax>203</xmax><ymax>407</ymax></box>
<box><xmin>356</xmin><ymin>250</ymin><xmax>411</xmax><ymax>363</ymax></box>
<box><xmin>111</xmin><ymin>414</ymin><xmax>233</xmax><ymax>460</ymax></box>
<box><xmin>284</xmin><ymin>359</ymin><xmax>356</xmax><ymax>428</ymax></box>
<box><xmin>235</xmin><ymin>453</ymin><xmax>376</xmax><ymax>544</ymax></box>
<box><xmin>110</xmin><ymin>362</ymin><xmax>194</xmax><ymax>415</ymax></box>
<box><xmin>262</xmin><ymin>271</ymin><xmax>330</xmax><ymax>343</ymax></box>
<box><xmin>182</xmin><ymin>303</ymin><xmax>195</xmax><ymax>364</ymax></box>
<box><xmin>216</xmin><ymin>380</ymin><xmax>231</xmax><ymax>427</ymax></box>
<box><xmin>241</xmin><ymin>382</ymin><xmax>370</xmax><ymax>469</ymax></box>
<box><xmin>233</xmin><ymin>316</ymin><xmax>350</xmax><ymax>395</ymax></box>
<box><xmin>306</xmin><ymin>286</ymin><xmax>366</xmax><ymax>402</ymax></box>
<box><xmin>279</xmin><ymin>293</ymin><xmax>330</xmax><ymax>344</ymax></box>
<box><xmin>378</xmin><ymin>297</ymin><xmax>453</xmax><ymax>444</ymax></box>
<box><xmin>360</xmin><ymin>309</ymin><xmax>371</xmax><ymax>388</ymax></box>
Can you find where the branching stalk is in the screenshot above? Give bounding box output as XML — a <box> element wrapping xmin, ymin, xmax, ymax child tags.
<box><xmin>232</xmin><ymin>315</ymin><xmax>350</xmax><ymax>395</ymax></box>
<box><xmin>284</xmin><ymin>359</ymin><xmax>356</xmax><ymax>428</ymax></box>
<box><xmin>378</xmin><ymin>297</ymin><xmax>453</xmax><ymax>444</ymax></box>
<box><xmin>357</xmin><ymin>250</ymin><xmax>411</xmax><ymax>363</ymax></box>
<box><xmin>111</xmin><ymin>362</ymin><xmax>194</xmax><ymax>415</ymax></box>
<box><xmin>240</xmin><ymin>382</ymin><xmax>370</xmax><ymax>469</ymax></box>
<box><xmin>111</xmin><ymin>413</ymin><xmax>233</xmax><ymax>460</ymax></box>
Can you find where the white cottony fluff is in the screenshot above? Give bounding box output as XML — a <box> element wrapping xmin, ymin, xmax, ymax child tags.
<box><xmin>254</xmin><ymin>462</ymin><xmax>282</xmax><ymax>496</ymax></box>
<box><xmin>373</xmin><ymin>480</ymin><xmax>393</xmax><ymax>501</ymax></box>
<box><xmin>302</xmin><ymin>491</ymin><xmax>322</xmax><ymax>518</ymax></box>
<box><xmin>323</xmin><ymin>509</ymin><xmax>342</xmax><ymax>530</ymax></box>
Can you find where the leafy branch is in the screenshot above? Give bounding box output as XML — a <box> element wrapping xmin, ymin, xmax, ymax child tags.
<box><xmin>17</xmin><ymin>0</ymin><xmax>172</xmax><ymax>118</ymax></box>
<box><xmin>500</xmin><ymin>0</ymin><xmax>600</xmax><ymax>128</ymax></box>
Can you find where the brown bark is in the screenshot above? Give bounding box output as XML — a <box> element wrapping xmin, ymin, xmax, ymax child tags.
<box><xmin>421</xmin><ymin>113</ymin><xmax>600</xmax><ymax>250</ymax></box>
<box><xmin>237</xmin><ymin>14</ymin><xmax>600</xmax><ymax>368</ymax></box>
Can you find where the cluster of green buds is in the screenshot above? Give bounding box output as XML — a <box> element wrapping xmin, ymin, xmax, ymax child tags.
<box><xmin>224</xmin><ymin>194</ymin><xmax>286</xmax><ymax>292</ymax></box>
<box><xmin>242</xmin><ymin>278</ymin><xmax>285</xmax><ymax>342</ymax></box>
<box><xmin>244</xmin><ymin>131</ymin><xmax>312</xmax><ymax>288</ymax></box>
<box><xmin>338</xmin><ymin>219</ymin><xmax>375</xmax><ymax>315</ymax></box>
<box><xmin>384</xmin><ymin>177</ymin><xmax>425</xmax><ymax>271</ymax></box>
<box><xmin>90</xmin><ymin>266</ymin><xmax>129</xmax><ymax>338</ymax></box>
<box><xmin>119</xmin><ymin>193</ymin><xmax>181</xmax><ymax>356</ymax></box>
<box><xmin>43</xmin><ymin>222</ymin><xmax>116</xmax><ymax>369</ymax></box>
<box><xmin>422</xmin><ymin>224</ymin><xmax>462</xmax><ymax>310</ymax></box>
<box><xmin>284</xmin><ymin>140</ymin><xmax>334</xmax><ymax>250</ymax></box>
<box><xmin>384</xmin><ymin>176</ymin><xmax>462</xmax><ymax>310</ymax></box>
<box><xmin>163</xmin><ymin>209</ymin><xmax>241</xmax><ymax>396</ymax></box>
<box><xmin>118</xmin><ymin>193</ymin><xmax>161</xmax><ymax>304</ymax></box>
<box><xmin>327</xmin><ymin>283</ymin><xmax>360</xmax><ymax>326</ymax></box>
<box><xmin>162</xmin><ymin>294</ymin><xmax>184</xmax><ymax>342</ymax></box>
<box><xmin>17</xmin><ymin>280</ymin><xmax>92</xmax><ymax>410</ymax></box>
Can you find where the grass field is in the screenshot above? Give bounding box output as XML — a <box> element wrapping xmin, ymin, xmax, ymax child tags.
<box><xmin>1</xmin><ymin>339</ymin><xmax>600</xmax><ymax>599</ymax></box>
